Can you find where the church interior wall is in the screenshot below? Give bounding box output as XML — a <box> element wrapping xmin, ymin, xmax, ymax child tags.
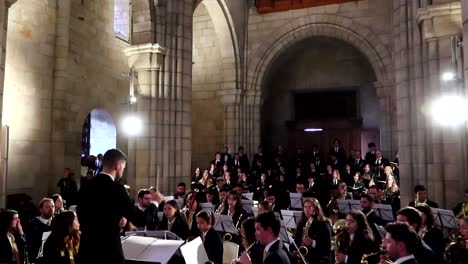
<box><xmin>3</xmin><ymin>0</ymin><xmax>130</xmax><ymax>201</ymax></box>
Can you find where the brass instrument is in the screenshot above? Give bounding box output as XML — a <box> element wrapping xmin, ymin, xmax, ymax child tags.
<box><xmin>298</xmin><ymin>217</ymin><xmax>313</xmax><ymax>257</ymax></box>
<box><xmin>332</xmin><ymin>219</ymin><xmax>347</xmax><ymax>263</ymax></box>
<box><xmin>361</xmin><ymin>248</ymin><xmax>386</xmax><ymax>264</ymax></box>
<box><xmin>455</xmin><ymin>203</ymin><xmax>468</xmax><ymax>219</ymax></box>
<box><xmin>223</xmin><ymin>232</ymin><xmax>233</xmax><ymax>242</ymax></box>
<box><xmin>444</xmin><ymin>229</ymin><xmax>467</xmax><ymax>263</ymax></box>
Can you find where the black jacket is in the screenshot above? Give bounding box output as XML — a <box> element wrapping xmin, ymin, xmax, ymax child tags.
<box><xmin>203</xmin><ymin>227</ymin><xmax>223</xmax><ymax>264</ymax></box>
<box><xmin>264</xmin><ymin>240</ymin><xmax>291</xmax><ymax>264</ymax></box>
<box><xmin>76</xmin><ymin>173</ymin><xmax>135</xmax><ymax>264</ymax></box>
<box><xmin>295</xmin><ymin>218</ymin><xmax>332</xmax><ymax>263</ymax></box>
<box><xmin>27</xmin><ymin>217</ymin><xmax>52</xmax><ymax>263</ymax></box>
<box><xmin>133</xmin><ymin>203</ymin><xmax>159</xmax><ymax>230</ymax></box>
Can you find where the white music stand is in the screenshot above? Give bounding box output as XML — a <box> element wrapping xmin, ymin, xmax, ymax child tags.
<box><xmin>180</xmin><ymin>237</ymin><xmax>210</xmax><ymax>264</ymax></box>
<box><xmin>125</xmin><ymin>230</ymin><xmax>182</xmax><ymax>240</ymax></box>
<box><xmin>337</xmin><ymin>199</ymin><xmax>361</xmax><ymax>214</ymax></box>
<box><xmin>289</xmin><ymin>193</ymin><xmax>303</xmax><ymax>209</ymax></box>
<box><xmin>278</xmin><ymin>223</ymin><xmax>290</xmax><ymax>244</ymax></box>
<box><xmin>174</xmin><ymin>199</ymin><xmax>184</xmax><ymax>209</ymax></box>
<box><xmin>431</xmin><ymin>207</ymin><xmax>459</xmax><ymax>229</ymax></box>
<box><xmin>122</xmin><ymin>235</ymin><xmax>184</xmax><ymax>264</ymax></box>
<box><xmin>241</xmin><ymin>199</ymin><xmax>258</xmax><ymax>214</ymax></box>
<box><xmin>199</xmin><ymin>202</ymin><xmax>214</xmax><ymax>212</ymax></box>
<box><xmin>280</xmin><ymin>210</ymin><xmax>302</xmax><ymax>229</ymax></box>
<box><xmin>373</xmin><ymin>204</ymin><xmax>394</xmax><ymax>221</ymax></box>
<box><xmin>242</xmin><ymin>192</ymin><xmax>254</xmax><ymax>200</ymax></box>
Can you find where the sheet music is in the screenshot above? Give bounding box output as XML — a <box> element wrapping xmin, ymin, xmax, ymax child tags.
<box><xmin>241</xmin><ymin>199</ymin><xmax>258</xmax><ymax>214</ymax></box>
<box><xmin>242</xmin><ymin>192</ymin><xmax>254</xmax><ymax>200</ymax></box>
<box><xmin>199</xmin><ymin>202</ymin><xmax>214</xmax><ymax>212</ymax></box>
<box><xmin>213</xmin><ymin>213</ymin><xmax>224</xmax><ymax>232</ymax></box>
<box><xmin>180</xmin><ymin>237</ymin><xmax>210</xmax><ymax>264</ymax></box>
<box><xmin>431</xmin><ymin>207</ymin><xmax>458</xmax><ymax>229</ymax></box>
<box><xmin>219</xmin><ymin>214</ymin><xmax>238</xmax><ymax>234</ymax></box>
<box><xmin>289</xmin><ymin>193</ymin><xmax>303</xmax><ymax>209</ymax></box>
<box><xmin>280</xmin><ymin>210</ymin><xmax>302</xmax><ymax>229</ymax></box>
<box><xmin>122</xmin><ymin>236</ymin><xmax>184</xmax><ymax>264</ymax></box>
<box><xmin>337</xmin><ymin>199</ymin><xmax>360</xmax><ymax>214</ymax></box>
<box><xmin>373</xmin><ymin>204</ymin><xmax>394</xmax><ymax>221</ymax></box>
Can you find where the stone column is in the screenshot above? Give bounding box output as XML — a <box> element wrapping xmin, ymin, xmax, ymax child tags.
<box><xmin>124</xmin><ymin>43</ymin><xmax>167</xmax><ymax>193</ymax></box>
<box><xmin>374</xmin><ymin>81</ymin><xmax>396</xmax><ymax>159</ymax></box>
<box><xmin>218</xmin><ymin>89</ymin><xmax>242</xmax><ymax>153</ymax></box>
<box><xmin>0</xmin><ymin>0</ymin><xmax>16</xmax><ymax>207</ymax></box>
<box><xmin>245</xmin><ymin>90</ymin><xmax>262</xmax><ymax>157</ymax></box>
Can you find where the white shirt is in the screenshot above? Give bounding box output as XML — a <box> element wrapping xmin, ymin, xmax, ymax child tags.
<box><xmin>101</xmin><ymin>172</ymin><xmax>115</xmax><ymax>182</ymax></box>
<box><xmin>394</xmin><ymin>255</ymin><xmax>415</xmax><ymax>264</ymax></box>
<box><xmin>38</xmin><ymin>216</ymin><xmax>51</xmax><ymax>225</ymax></box>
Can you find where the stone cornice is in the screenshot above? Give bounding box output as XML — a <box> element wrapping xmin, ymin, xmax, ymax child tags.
<box><xmin>123</xmin><ymin>43</ymin><xmax>167</xmax><ymax>57</ymax></box>
<box><xmin>416</xmin><ymin>2</ymin><xmax>461</xmax><ymax>41</ymax></box>
<box><xmin>124</xmin><ymin>43</ymin><xmax>167</xmax><ymax>71</ymax></box>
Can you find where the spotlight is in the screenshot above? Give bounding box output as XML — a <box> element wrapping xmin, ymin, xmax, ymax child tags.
<box><xmin>304</xmin><ymin>128</ymin><xmax>323</xmax><ymax>132</ymax></box>
<box><xmin>122</xmin><ymin>115</ymin><xmax>143</xmax><ymax>136</ymax></box>
<box><xmin>129</xmin><ymin>95</ymin><xmax>137</xmax><ymax>104</ymax></box>
<box><xmin>430</xmin><ymin>95</ymin><xmax>468</xmax><ymax>127</ymax></box>
<box><xmin>441</xmin><ymin>72</ymin><xmax>456</xmax><ymax>81</ymax></box>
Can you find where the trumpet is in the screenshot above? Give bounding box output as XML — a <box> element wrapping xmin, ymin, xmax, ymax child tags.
<box><xmin>361</xmin><ymin>248</ymin><xmax>386</xmax><ymax>264</ymax></box>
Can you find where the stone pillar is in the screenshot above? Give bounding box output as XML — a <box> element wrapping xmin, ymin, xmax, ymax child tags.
<box><xmin>245</xmin><ymin>90</ymin><xmax>262</xmax><ymax>157</ymax></box>
<box><xmin>124</xmin><ymin>43</ymin><xmax>167</xmax><ymax>193</ymax></box>
<box><xmin>0</xmin><ymin>0</ymin><xmax>16</xmax><ymax>207</ymax></box>
<box><xmin>218</xmin><ymin>89</ymin><xmax>242</xmax><ymax>152</ymax></box>
<box><xmin>374</xmin><ymin>81</ymin><xmax>396</xmax><ymax>159</ymax></box>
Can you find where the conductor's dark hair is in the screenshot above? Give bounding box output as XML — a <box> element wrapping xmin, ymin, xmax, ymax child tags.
<box><xmin>255</xmin><ymin>211</ymin><xmax>280</xmax><ymax>236</ymax></box>
<box><xmin>384</xmin><ymin>222</ymin><xmax>419</xmax><ymax>254</ymax></box>
<box><xmin>102</xmin><ymin>149</ymin><xmax>127</xmax><ymax>168</ymax></box>
<box><xmin>397</xmin><ymin>207</ymin><xmax>422</xmax><ymax>232</ymax></box>
<box><xmin>137</xmin><ymin>189</ymin><xmax>151</xmax><ymax>199</ymax></box>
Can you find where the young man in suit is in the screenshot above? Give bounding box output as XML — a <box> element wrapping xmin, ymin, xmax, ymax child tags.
<box><xmin>238</xmin><ymin>211</ymin><xmax>291</xmax><ymax>264</ymax></box>
<box><xmin>77</xmin><ymin>149</ymin><xmax>135</xmax><ymax>264</ymax></box>
<box><xmin>408</xmin><ymin>185</ymin><xmax>439</xmax><ymax>208</ymax></box>
<box><xmin>383</xmin><ymin>222</ymin><xmax>419</xmax><ymax>264</ymax></box>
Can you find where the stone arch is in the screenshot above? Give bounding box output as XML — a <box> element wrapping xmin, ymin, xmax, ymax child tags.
<box><xmin>194</xmin><ymin>0</ymin><xmax>240</xmax><ymax>90</ymax></box>
<box><xmin>248</xmin><ymin>14</ymin><xmax>393</xmax><ymax>93</ymax></box>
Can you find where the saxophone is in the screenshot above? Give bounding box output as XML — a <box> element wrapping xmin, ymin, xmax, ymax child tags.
<box><xmin>299</xmin><ymin>217</ymin><xmax>313</xmax><ymax>256</ymax></box>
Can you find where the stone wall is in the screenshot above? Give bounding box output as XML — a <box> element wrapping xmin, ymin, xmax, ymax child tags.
<box><xmin>192</xmin><ymin>3</ymin><xmax>224</xmax><ymax>169</ymax></box>
<box><xmin>3</xmin><ymin>0</ymin><xmax>130</xmax><ymax>201</ymax></box>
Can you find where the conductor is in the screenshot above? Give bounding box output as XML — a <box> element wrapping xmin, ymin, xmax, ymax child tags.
<box><xmin>77</xmin><ymin>149</ymin><xmax>135</xmax><ymax>264</ymax></box>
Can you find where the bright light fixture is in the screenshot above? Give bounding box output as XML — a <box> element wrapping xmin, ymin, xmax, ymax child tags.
<box><xmin>122</xmin><ymin>115</ymin><xmax>143</xmax><ymax>136</ymax></box>
<box><xmin>441</xmin><ymin>72</ymin><xmax>456</xmax><ymax>81</ymax></box>
<box><xmin>304</xmin><ymin>128</ymin><xmax>323</xmax><ymax>132</ymax></box>
<box><xmin>129</xmin><ymin>95</ymin><xmax>137</xmax><ymax>104</ymax></box>
<box><xmin>430</xmin><ymin>95</ymin><xmax>468</xmax><ymax>127</ymax></box>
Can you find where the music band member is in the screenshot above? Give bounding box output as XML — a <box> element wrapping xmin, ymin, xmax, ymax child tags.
<box><xmin>415</xmin><ymin>205</ymin><xmax>444</xmax><ymax>263</ymax></box>
<box><xmin>134</xmin><ymin>189</ymin><xmax>159</xmax><ymax>230</ymax></box>
<box><xmin>452</xmin><ymin>189</ymin><xmax>468</xmax><ymax>219</ymax></box>
<box><xmin>42</xmin><ymin>211</ymin><xmax>80</xmax><ymax>264</ymax></box>
<box><xmin>382</xmin><ymin>222</ymin><xmax>419</xmax><ymax>264</ymax></box>
<box><xmin>237</xmin><ymin>217</ymin><xmax>262</xmax><ymax>264</ymax></box>
<box><xmin>0</xmin><ymin>209</ymin><xmax>25</xmax><ymax>264</ymax></box>
<box><xmin>221</xmin><ymin>190</ymin><xmax>247</xmax><ymax>229</ymax></box>
<box><xmin>409</xmin><ymin>185</ymin><xmax>439</xmax><ymax>208</ymax></box>
<box><xmin>294</xmin><ymin>198</ymin><xmax>332</xmax><ymax>263</ymax></box>
<box><xmin>238</xmin><ymin>211</ymin><xmax>291</xmax><ymax>264</ymax></box>
<box><xmin>160</xmin><ymin>200</ymin><xmax>190</xmax><ymax>240</ymax></box>
<box><xmin>196</xmin><ymin>211</ymin><xmax>223</xmax><ymax>264</ymax></box>
<box><xmin>28</xmin><ymin>198</ymin><xmax>55</xmax><ymax>263</ymax></box>
<box><xmin>444</xmin><ymin>217</ymin><xmax>468</xmax><ymax>264</ymax></box>
<box><xmin>335</xmin><ymin>211</ymin><xmax>378</xmax><ymax>264</ymax></box>
<box><xmin>360</xmin><ymin>194</ymin><xmax>383</xmax><ymax>244</ymax></box>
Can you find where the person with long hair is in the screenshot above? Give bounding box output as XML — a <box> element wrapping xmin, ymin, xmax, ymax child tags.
<box><xmin>183</xmin><ymin>191</ymin><xmax>202</xmax><ymax>239</ymax></box>
<box><xmin>220</xmin><ymin>190</ymin><xmax>246</xmax><ymax>245</ymax></box>
<box><xmin>335</xmin><ymin>210</ymin><xmax>378</xmax><ymax>264</ymax></box>
<box><xmin>42</xmin><ymin>211</ymin><xmax>80</xmax><ymax>264</ymax></box>
<box><xmin>415</xmin><ymin>205</ymin><xmax>444</xmax><ymax>263</ymax></box>
<box><xmin>160</xmin><ymin>200</ymin><xmax>190</xmax><ymax>240</ymax></box>
<box><xmin>383</xmin><ymin>174</ymin><xmax>400</xmax><ymax>213</ymax></box>
<box><xmin>294</xmin><ymin>198</ymin><xmax>332</xmax><ymax>264</ymax></box>
<box><xmin>0</xmin><ymin>209</ymin><xmax>24</xmax><ymax>264</ymax></box>
<box><xmin>196</xmin><ymin>211</ymin><xmax>223</xmax><ymax>264</ymax></box>
<box><xmin>235</xmin><ymin>217</ymin><xmax>262</xmax><ymax>264</ymax></box>
<box><xmin>199</xmin><ymin>170</ymin><xmax>213</xmax><ymax>189</ymax></box>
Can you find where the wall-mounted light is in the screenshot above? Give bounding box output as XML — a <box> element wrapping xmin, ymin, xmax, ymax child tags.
<box><xmin>122</xmin><ymin>115</ymin><xmax>143</xmax><ymax>136</ymax></box>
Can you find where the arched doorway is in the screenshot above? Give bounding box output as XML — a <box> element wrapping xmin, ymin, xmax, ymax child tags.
<box><xmin>81</xmin><ymin>108</ymin><xmax>116</xmax><ymax>157</ymax></box>
<box><xmin>261</xmin><ymin>36</ymin><xmax>379</xmax><ymax>155</ymax></box>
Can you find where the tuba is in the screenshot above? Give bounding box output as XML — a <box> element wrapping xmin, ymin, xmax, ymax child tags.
<box><xmin>444</xmin><ymin>229</ymin><xmax>467</xmax><ymax>264</ymax></box>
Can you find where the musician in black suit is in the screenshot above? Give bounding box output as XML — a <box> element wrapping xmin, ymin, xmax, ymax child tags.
<box><xmin>408</xmin><ymin>185</ymin><xmax>439</xmax><ymax>208</ymax></box>
<box><xmin>77</xmin><ymin>149</ymin><xmax>136</xmax><ymax>264</ymax></box>
<box><xmin>328</xmin><ymin>139</ymin><xmax>346</xmax><ymax>163</ymax></box>
<box><xmin>159</xmin><ymin>200</ymin><xmax>190</xmax><ymax>240</ymax></box>
<box><xmin>196</xmin><ymin>211</ymin><xmax>223</xmax><ymax>264</ymax></box>
<box><xmin>211</xmin><ymin>152</ymin><xmax>225</xmax><ymax>170</ymax></box>
<box><xmin>383</xmin><ymin>222</ymin><xmax>420</xmax><ymax>264</ymax></box>
<box><xmin>134</xmin><ymin>189</ymin><xmax>159</xmax><ymax>230</ymax></box>
<box><xmin>415</xmin><ymin>205</ymin><xmax>445</xmax><ymax>263</ymax></box>
<box><xmin>360</xmin><ymin>194</ymin><xmax>383</xmax><ymax>244</ymax></box>
<box><xmin>27</xmin><ymin>198</ymin><xmax>54</xmax><ymax>263</ymax></box>
<box><xmin>396</xmin><ymin>207</ymin><xmax>437</xmax><ymax>264</ymax></box>
<box><xmin>238</xmin><ymin>211</ymin><xmax>291</xmax><ymax>264</ymax></box>
<box><xmin>222</xmin><ymin>146</ymin><xmax>233</xmax><ymax>166</ymax></box>
<box><xmin>364</xmin><ymin>142</ymin><xmax>377</xmax><ymax>165</ymax></box>
<box><xmin>0</xmin><ymin>209</ymin><xmax>25</xmax><ymax>264</ymax></box>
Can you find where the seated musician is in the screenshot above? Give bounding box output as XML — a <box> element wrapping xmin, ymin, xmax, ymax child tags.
<box><xmin>159</xmin><ymin>200</ymin><xmax>190</xmax><ymax>240</ymax></box>
<box><xmin>134</xmin><ymin>189</ymin><xmax>159</xmax><ymax>230</ymax></box>
<box><xmin>183</xmin><ymin>191</ymin><xmax>202</xmax><ymax>238</ymax></box>
<box><xmin>148</xmin><ymin>187</ymin><xmax>165</xmax><ymax>211</ymax></box>
<box><xmin>0</xmin><ymin>209</ymin><xmax>25</xmax><ymax>264</ymax></box>
<box><xmin>383</xmin><ymin>222</ymin><xmax>420</xmax><ymax>264</ymax></box>
<box><xmin>367</xmin><ymin>186</ymin><xmax>383</xmax><ymax>204</ymax></box>
<box><xmin>27</xmin><ymin>198</ymin><xmax>54</xmax><ymax>263</ymax></box>
<box><xmin>293</xmin><ymin>198</ymin><xmax>332</xmax><ymax>264</ymax></box>
<box><xmin>220</xmin><ymin>190</ymin><xmax>247</xmax><ymax>229</ymax></box>
<box><xmin>337</xmin><ymin>182</ymin><xmax>353</xmax><ymax>200</ymax></box>
<box><xmin>237</xmin><ymin>217</ymin><xmax>262</xmax><ymax>264</ymax></box>
<box><xmin>409</xmin><ymin>185</ymin><xmax>439</xmax><ymax>208</ymax></box>
<box><xmin>335</xmin><ymin>210</ymin><xmax>379</xmax><ymax>264</ymax></box>
<box><xmin>238</xmin><ymin>211</ymin><xmax>291</xmax><ymax>264</ymax></box>
<box><xmin>445</xmin><ymin>217</ymin><xmax>468</xmax><ymax>264</ymax></box>
<box><xmin>265</xmin><ymin>189</ymin><xmax>280</xmax><ymax>213</ymax></box>
<box><xmin>258</xmin><ymin>201</ymin><xmax>271</xmax><ymax>215</ymax></box>
<box><xmin>396</xmin><ymin>207</ymin><xmax>437</xmax><ymax>264</ymax></box>
<box><xmin>350</xmin><ymin>173</ymin><xmax>365</xmax><ymax>199</ymax></box>
<box><xmin>360</xmin><ymin>194</ymin><xmax>383</xmax><ymax>244</ymax></box>
<box><xmin>196</xmin><ymin>211</ymin><xmax>223</xmax><ymax>264</ymax></box>
<box><xmin>452</xmin><ymin>189</ymin><xmax>468</xmax><ymax>219</ymax></box>
<box><xmin>415</xmin><ymin>205</ymin><xmax>444</xmax><ymax>263</ymax></box>
<box><xmin>173</xmin><ymin>182</ymin><xmax>187</xmax><ymax>200</ymax></box>
<box><xmin>42</xmin><ymin>211</ymin><xmax>80</xmax><ymax>264</ymax></box>
<box><xmin>383</xmin><ymin>175</ymin><xmax>400</xmax><ymax>213</ymax></box>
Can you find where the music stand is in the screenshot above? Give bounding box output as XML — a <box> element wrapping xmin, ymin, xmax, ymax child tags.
<box><xmin>289</xmin><ymin>193</ymin><xmax>303</xmax><ymax>209</ymax></box>
<box><xmin>174</xmin><ymin>199</ymin><xmax>184</xmax><ymax>209</ymax></box>
<box><xmin>278</xmin><ymin>223</ymin><xmax>290</xmax><ymax>244</ymax></box>
<box><xmin>431</xmin><ymin>207</ymin><xmax>459</xmax><ymax>229</ymax></box>
<box><xmin>337</xmin><ymin>199</ymin><xmax>360</xmax><ymax>214</ymax></box>
<box><xmin>125</xmin><ymin>230</ymin><xmax>182</xmax><ymax>241</ymax></box>
<box><xmin>242</xmin><ymin>192</ymin><xmax>254</xmax><ymax>200</ymax></box>
<box><xmin>157</xmin><ymin>212</ymin><xmax>164</xmax><ymax>222</ymax></box>
<box><xmin>373</xmin><ymin>204</ymin><xmax>394</xmax><ymax>222</ymax></box>
<box><xmin>122</xmin><ymin>235</ymin><xmax>184</xmax><ymax>264</ymax></box>
<box><xmin>199</xmin><ymin>202</ymin><xmax>214</xmax><ymax>212</ymax></box>
<box><xmin>212</xmin><ymin>213</ymin><xmax>239</xmax><ymax>235</ymax></box>
<box><xmin>165</xmin><ymin>196</ymin><xmax>174</xmax><ymax>201</ymax></box>
<box><xmin>280</xmin><ymin>210</ymin><xmax>302</xmax><ymax>229</ymax></box>
<box><xmin>180</xmin><ymin>237</ymin><xmax>210</xmax><ymax>264</ymax></box>
<box><xmin>241</xmin><ymin>199</ymin><xmax>258</xmax><ymax>214</ymax></box>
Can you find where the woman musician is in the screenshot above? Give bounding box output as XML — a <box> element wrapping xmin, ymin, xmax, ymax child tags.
<box><xmin>220</xmin><ymin>190</ymin><xmax>247</xmax><ymax>244</ymax></box>
<box><xmin>160</xmin><ymin>200</ymin><xmax>190</xmax><ymax>240</ymax></box>
<box><xmin>335</xmin><ymin>210</ymin><xmax>379</xmax><ymax>264</ymax></box>
<box><xmin>183</xmin><ymin>191</ymin><xmax>202</xmax><ymax>239</ymax></box>
<box><xmin>415</xmin><ymin>205</ymin><xmax>444</xmax><ymax>263</ymax></box>
<box><xmin>293</xmin><ymin>197</ymin><xmax>332</xmax><ymax>264</ymax></box>
<box><xmin>196</xmin><ymin>211</ymin><xmax>223</xmax><ymax>264</ymax></box>
<box><xmin>233</xmin><ymin>217</ymin><xmax>262</xmax><ymax>264</ymax></box>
